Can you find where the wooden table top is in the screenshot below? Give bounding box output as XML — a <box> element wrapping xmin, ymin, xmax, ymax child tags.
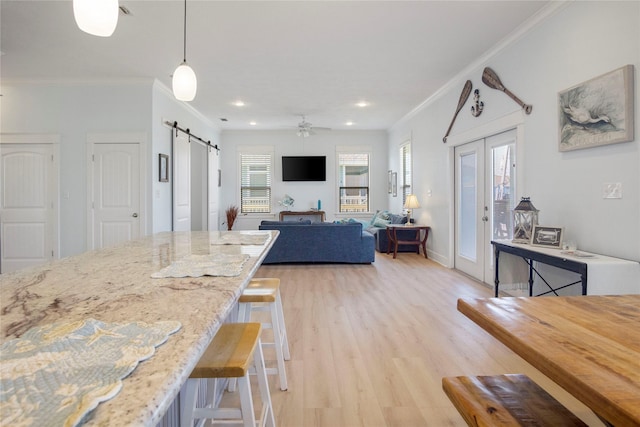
<box><xmin>457</xmin><ymin>295</ymin><xmax>640</xmax><ymax>426</ymax></box>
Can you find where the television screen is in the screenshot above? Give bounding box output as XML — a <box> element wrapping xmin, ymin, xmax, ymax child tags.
<box><xmin>282</xmin><ymin>156</ymin><xmax>326</xmax><ymax>181</ymax></box>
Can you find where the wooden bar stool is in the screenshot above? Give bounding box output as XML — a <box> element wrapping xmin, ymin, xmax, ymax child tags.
<box><xmin>237</xmin><ymin>277</ymin><xmax>290</xmax><ymax>391</ymax></box>
<box><xmin>181</xmin><ymin>323</ymin><xmax>276</xmax><ymax>427</ymax></box>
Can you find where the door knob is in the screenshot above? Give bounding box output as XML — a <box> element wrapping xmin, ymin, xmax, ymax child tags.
<box><xmin>482</xmin><ymin>215</ymin><xmax>488</xmax><ymax>222</ymax></box>
<box><xmin>132</xmin><ymin>213</ymin><xmax>138</xmax><ymax>218</ymax></box>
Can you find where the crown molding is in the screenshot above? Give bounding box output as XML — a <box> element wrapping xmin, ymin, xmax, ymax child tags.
<box><xmin>390</xmin><ymin>1</ymin><xmax>569</xmax><ymax>133</ymax></box>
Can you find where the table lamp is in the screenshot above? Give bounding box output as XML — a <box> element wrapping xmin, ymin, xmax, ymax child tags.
<box><xmin>404</xmin><ymin>194</ymin><xmax>420</xmax><ymax>224</ymax></box>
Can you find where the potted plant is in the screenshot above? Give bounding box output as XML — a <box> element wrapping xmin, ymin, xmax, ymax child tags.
<box><xmin>225</xmin><ymin>205</ymin><xmax>239</xmax><ymax>230</ymax></box>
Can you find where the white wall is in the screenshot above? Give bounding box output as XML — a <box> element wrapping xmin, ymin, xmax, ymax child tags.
<box><xmin>389</xmin><ymin>1</ymin><xmax>640</xmax><ymax>264</ymax></box>
<box><xmin>219</xmin><ymin>129</ymin><xmax>388</xmax><ymax>230</ymax></box>
<box><xmin>150</xmin><ymin>81</ymin><xmax>221</xmax><ymax>233</ymax></box>
<box><xmin>1</xmin><ymin>81</ymin><xmax>152</xmax><ymax>257</ymax></box>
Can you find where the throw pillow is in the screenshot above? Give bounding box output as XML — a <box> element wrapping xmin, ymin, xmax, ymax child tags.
<box><xmin>369</xmin><ymin>210</ymin><xmax>381</xmax><ymax>226</ymax></box>
<box><xmin>389</xmin><ymin>214</ymin><xmax>407</xmax><ymax>224</ymax></box>
<box><xmin>373</xmin><ymin>217</ymin><xmax>390</xmax><ymax>228</ymax></box>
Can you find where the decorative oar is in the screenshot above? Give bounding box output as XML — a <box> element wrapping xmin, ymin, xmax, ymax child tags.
<box><xmin>443</xmin><ymin>80</ymin><xmax>472</xmax><ymax>143</ymax></box>
<box><xmin>482</xmin><ymin>67</ymin><xmax>532</xmax><ymax>114</ymax></box>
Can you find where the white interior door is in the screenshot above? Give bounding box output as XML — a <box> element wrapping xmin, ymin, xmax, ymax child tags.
<box><xmin>0</xmin><ymin>140</ymin><xmax>58</xmax><ymax>273</ymax></box>
<box><xmin>455</xmin><ymin>130</ymin><xmax>517</xmax><ymax>284</ymax></box>
<box><xmin>208</xmin><ymin>148</ymin><xmax>219</xmax><ymax>231</ymax></box>
<box><xmin>173</xmin><ymin>134</ymin><xmax>191</xmax><ymax>231</ymax></box>
<box><xmin>91</xmin><ymin>143</ymin><xmax>140</xmax><ymax>249</ymax></box>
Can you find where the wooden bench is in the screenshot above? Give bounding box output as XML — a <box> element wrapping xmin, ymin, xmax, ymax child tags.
<box><xmin>442</xmin><ymin>374</ymin><xmax>587</xmax><ymax>426</ymax></box>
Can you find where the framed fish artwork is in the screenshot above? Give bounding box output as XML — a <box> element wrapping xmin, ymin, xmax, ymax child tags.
<box><xmin>558</xmin><ymin>65</ymin><xmax>634</xmax><ymax>152</ymax></box>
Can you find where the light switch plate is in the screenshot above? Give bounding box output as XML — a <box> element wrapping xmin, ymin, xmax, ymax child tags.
<box><xmin>603</xmin><ymin>182</ymin><xmax>622</xmax><ymax>199</ymax></box>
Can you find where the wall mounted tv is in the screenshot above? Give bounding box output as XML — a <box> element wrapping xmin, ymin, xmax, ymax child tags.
<box><xmin>282</xmin><ymin>156</ymin><xmax>326</xmax><ymax>181</ymax></box>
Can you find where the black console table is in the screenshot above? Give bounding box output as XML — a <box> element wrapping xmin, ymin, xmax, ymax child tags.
<box><xmin>492</xmin><ymin>240</ymin><xmax>587</xmax><ymax>297</ymax></box>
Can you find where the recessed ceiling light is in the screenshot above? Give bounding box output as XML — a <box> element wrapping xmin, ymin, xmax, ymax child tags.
<box><xmin>345</xmin><ymin>121</ymin><xmax>354</xmax><ymax>126</ymax></box>
<box><xmin>233</xmin><ymin>100</ymin><xmax>245</xmax><ymax>107</ymax></box>
<box><xmin>249</xmin><ymin>121</ymin><xmax>257</xmax><ymax>126</ymax></box>
<box><xmin>356</xmin><ymin>101</ymin><xmax>369</xmax><ymax>107</ymax></box>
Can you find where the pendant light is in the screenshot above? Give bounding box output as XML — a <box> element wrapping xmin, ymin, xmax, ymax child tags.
<box><xmin>172</xmin><ymin>0</ymin><xmax>197</xmax><ymax>101</ymax></box>
<box><xmin>73</xmin><ymin>0</ymin><xmax>119</xmax><ymax>37</ymax></box>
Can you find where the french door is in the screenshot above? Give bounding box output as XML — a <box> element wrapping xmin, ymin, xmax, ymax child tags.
<box><xmin>454</xmin><ymin>130</ymin><xmax>516</xmax><ymax>284</ymax></box>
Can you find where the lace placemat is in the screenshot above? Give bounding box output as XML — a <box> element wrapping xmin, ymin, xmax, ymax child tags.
<box><xmin>210</xmin><ymin>233</ymin><xmax>269</xmax><ymax>246</ymax></box>
<box><xmin>0</xmin><ymin>318</ymin><xmax>181</xmax><ymax>427</ymax></box>
<box><xmin>151</xmin><ymin>253</ymin><xmax>250</xmax><ymax>278</ymax></box>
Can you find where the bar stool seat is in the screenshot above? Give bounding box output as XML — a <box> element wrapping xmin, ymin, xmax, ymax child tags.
<box><xmin>238</xmin><ymin>277</ymin><xmax>290</xmax><ymax>391</ymax></box>
<box><xmin>181</xmin><ymin>323</ymin><xmax>275</xmax><ymax>427</ymax></box>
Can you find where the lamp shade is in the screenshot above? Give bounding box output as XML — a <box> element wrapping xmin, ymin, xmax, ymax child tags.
<box><xmin>73</xmin><ymin>0</ymin><xmax>119</xmax><ymax>37</ymax></box>
<box><xmin>404</xmin><ymin>194</ymin><xmax>420</xmax><ymax>209</ymax></box>
<box><xmin>172</xmin><ymin>61</ymin><xmax>197</xmax><ymax>101</ymax></box>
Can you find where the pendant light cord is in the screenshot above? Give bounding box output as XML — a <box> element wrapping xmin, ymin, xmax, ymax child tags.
<box><xmin>182</xmin><ymin>0</ymin><xmax>187</xmax><ymax>62</ymax></box>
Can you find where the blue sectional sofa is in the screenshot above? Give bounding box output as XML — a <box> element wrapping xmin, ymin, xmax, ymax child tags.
<box><xmin>258</xmin><ymin>220</ymin><xmax>375</xmax><ymax>264</ymax></box>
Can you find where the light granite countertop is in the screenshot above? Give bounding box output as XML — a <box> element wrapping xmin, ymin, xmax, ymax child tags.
<box><xmin>0</xmin><ymin>230</ymin><xmax>278</xmax><ymax>426</ymax></box>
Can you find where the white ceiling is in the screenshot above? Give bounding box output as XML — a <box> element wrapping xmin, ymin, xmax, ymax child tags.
<box><xmin>1</xmin><ymin>1</ymin><xmax>550</xmax><ymax>131</ymax></box>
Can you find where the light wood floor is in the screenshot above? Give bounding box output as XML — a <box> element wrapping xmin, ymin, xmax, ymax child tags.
<box><xmin>238</xmin><ymin>252</ymin><xmax>605</xmax><ymax>426</ymax></box>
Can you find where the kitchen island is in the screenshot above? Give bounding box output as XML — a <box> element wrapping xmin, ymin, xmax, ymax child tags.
<box><xmin>0</xmin><ymin>230</ymin><xmax>278</xmax><ymax>426</ymax></box>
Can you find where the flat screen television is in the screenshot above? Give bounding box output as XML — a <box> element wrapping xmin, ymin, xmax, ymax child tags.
<box><xmin>282</xmin><ymin>156</ymin><xmax>326</xmax><ymax>181</ymax></box>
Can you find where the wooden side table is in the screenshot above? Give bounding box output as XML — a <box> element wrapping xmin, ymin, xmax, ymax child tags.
<box><xmin>386</xmin><ymin>224</ymin><xmax>429</xmax><ymax>259</ymax></box>
<box><xmin>279</xmin><ymin>210</ymin><xmax>325</xmax><ymax>222</ymax></box>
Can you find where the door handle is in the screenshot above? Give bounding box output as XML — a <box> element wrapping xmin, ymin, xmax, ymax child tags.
<box><xmin>482</xmin><ymin>215</ymin><xmax>488</xmax><ymax>222</ymax></box>
<box><xmin>132</xmin><ymin>213</ymin><xmax>138</xmax><ymax>218</ymax></box>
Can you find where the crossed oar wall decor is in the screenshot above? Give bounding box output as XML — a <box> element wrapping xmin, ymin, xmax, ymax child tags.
<box><xmin>443</xmin><ymin>67</ymin><xmax>533</xmax><ymax>143</ymax></box>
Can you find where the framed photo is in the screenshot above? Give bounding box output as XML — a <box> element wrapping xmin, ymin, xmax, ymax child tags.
<box><xmin>388</xmin><ymin>170</ymin><xmax>393</xmax><ymax>194</ymax></box>
<box><xmin>392</xmin><ymin>172</ymin><xmax>397</xmax><ymax>197</ymax></box>
<box><xmin>159</xmin><ymin>153</ymin><xmax>169</xmax><ymax>182</ymax></box>
<box><xmin>558</xmin><ymin>64</ymin><xmax>634</xmax><ymax>152</ymax></box>
<box><xmin>218</xmin><ymin>169</ymin><xmax>222</xmax><ymax>187</ymax></box>
<box><xmin>531</xmin><ymin>225</ymin><xmax>564</xmax><ymax>248</ymax></box>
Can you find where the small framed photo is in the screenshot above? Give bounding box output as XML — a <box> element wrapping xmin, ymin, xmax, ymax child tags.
<box><xmin>531</xmin><ymin>225</ymin><xmax>564</xmax><ymax>248</ymax></box>
<box><xmin>388</xmin><ymin>170</ymin><xmax>393</xmax><ymax>194</ymax></box>
<box><xmin>159</xmin><ymin>153</ymin><xmax>169</xmax><ymax>182</ymax></box>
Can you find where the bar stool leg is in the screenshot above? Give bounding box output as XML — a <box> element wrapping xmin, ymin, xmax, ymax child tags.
<box><xmin>237</xmin><ymin>372</ymin><xmax>256</xmax><ymax>427</ymax></box>
<box><xmin>270</xmin><ymin>300</ymin><xmax>288</xmax><ymax>390</ymax></box>
<box><xmin>275</xmin><ymin>288</ymin><xmax>290</xmax><ymax>361</ymax></box>
<box><xmin>253</xmin><ymin>337</ymin><xmax>276</xmax><ymax>427</ymax></box>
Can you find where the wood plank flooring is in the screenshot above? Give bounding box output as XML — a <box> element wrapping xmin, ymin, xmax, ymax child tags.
<box><xmin>236</xmin><ymin>253</ymin><xmax>605</xmax><ymax>426</ymax></box>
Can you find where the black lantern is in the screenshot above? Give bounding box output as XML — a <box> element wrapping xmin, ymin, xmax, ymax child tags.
<box><xmin>512</xmin><ymin>197</ymin><xmax>539</xmax><ymax>243</ymax></box>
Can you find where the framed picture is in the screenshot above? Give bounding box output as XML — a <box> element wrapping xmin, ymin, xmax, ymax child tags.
<box><xmin>388</xmin><ymin>170</ymin><xmax>393</xmax><ymax>194</ymax></box>
<box><xmin>159</xmin><ymin>154</ymin><xmax>169</xmax><ymax>182</ymax></box>
<box><xmin>392</xmin><ymin>172</ymin><xmax>397</xmax><ymax>197</ymax></box>
<box><xmin>558</xmin><ymin>64</ymin><xmax>634</xmax><ymax>152</ymax></box>
<box><xmin>531</xmin><ymin>225</ymin><xmax>564</xmax><ymax>248</ymax></box>
<box><xmin>218</xmin><ymin>169</ymin><xmax>222</xmax><ymax>187</ymax></box>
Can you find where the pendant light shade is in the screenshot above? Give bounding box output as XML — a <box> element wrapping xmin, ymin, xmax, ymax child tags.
<box><xmin>173</xmin><ymin>0</ymin><xmax>197</xmax><ymax>101</ymax></box>
<box><xmin>73</xmin><ymin>0</ymin><xmax>119</xmax><ymax>37</ymax></box>
<box><xmin>172</xmin><ymin>61</ymin><xmax>198</xmax><ymax>101</ymax></box>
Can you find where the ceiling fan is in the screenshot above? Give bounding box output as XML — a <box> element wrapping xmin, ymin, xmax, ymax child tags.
<box><xmin>296</xmin><ymin>115</ymin><xmax>331</xmax><ymax>138</ymax></box>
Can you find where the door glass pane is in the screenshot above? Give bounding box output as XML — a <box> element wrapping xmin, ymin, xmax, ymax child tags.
<box><xmin>491</xmin><ymin>143</ymin><xmax>516</xmax><ymax>240</ymax></box>
<box><xmin>460</xmin><ymin>152</ymin><xmax>477</xmax><ymax>260</ymax></box>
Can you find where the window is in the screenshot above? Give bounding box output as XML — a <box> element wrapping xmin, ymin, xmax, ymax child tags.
<box><xmin>400</xmin><ymin>142</ymin><xmax>412</xmax><ymax>205</ymax></box>
<box><xmin>337</xmin><ymin>152</ymin><xmax>369</xmax><ymax>213</ymax></box>
<box><xmin>239</xmin><ymin>152</ymin><xmax>272</xmax><ymax>213</ymax></box>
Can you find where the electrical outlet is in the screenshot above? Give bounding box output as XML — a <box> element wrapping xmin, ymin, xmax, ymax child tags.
<box><xmin>603</xmin><ymin>183</ymin><xmax>622</xmax><ymax>199</ymax></box>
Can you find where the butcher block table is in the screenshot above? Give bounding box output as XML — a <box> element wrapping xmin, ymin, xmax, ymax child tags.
<box><xmin>457</xmin><ymin>295</ymin><xmax>640</xmax><ymax>426</ymax></box>
<box><xmin>0</xmin><ymin>231</ymin><xmax>277</xmax><ymax>426</ymax></box>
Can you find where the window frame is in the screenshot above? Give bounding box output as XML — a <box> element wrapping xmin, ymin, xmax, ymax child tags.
<box><xmin>399</xmin><ymin>141</ymin><xmax>412</xmax><ymax>206</ymax></box>
<box><xmin>336</xmin><ymin>147</ymin><xmax>372</xmax><ymax>215</ymax></box>
<box><xmin>238</xmin><ymin>147</ymin><xmax>274</xmax><ymax>215</ymax></box>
